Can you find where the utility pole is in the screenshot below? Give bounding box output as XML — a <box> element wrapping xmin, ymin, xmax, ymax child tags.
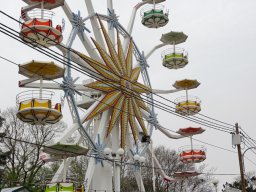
<box><xmin>234</xmin><ymin>123</ymin><xmax>246</xmax><ymax>192</ymax></box>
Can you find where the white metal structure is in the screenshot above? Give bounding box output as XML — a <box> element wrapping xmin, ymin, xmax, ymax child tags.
<box><xmin>17</xmin><ymin>0</ymin><xmax>202</xmax><ymax>191</ymax></box>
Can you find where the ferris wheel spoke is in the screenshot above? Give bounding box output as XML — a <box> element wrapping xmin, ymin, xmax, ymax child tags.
<box><xmin>20</xmin><ymin>82</ymin><xmax>61</xmax><ymax>90</ymax></box>
<box><xmin>77</xmin><ymin>30</ymin><xmax>101</xmax><ymax>61</ymax></box>
<box><xmin>123</xmin><ymin>1</ymin><xmax>148</xmax><ymax>53</ymax></box>
<box><xmin>120</xmin><ymin>99</ymin><xmax>129</xmax><ymax>148</ymax></box>
<box><xmin>148</xmin><ymin>147</ymin><xmax>178</xmax><ymax>182</ymax></box>
<box><xmin>151</xmin><ymin>88</ymin><xmax>182</xmax><ymax>94</ymax></box>
<box><xmin>22</xmin><ymin>82</ymin><xmax>92</xmax><ymax>92</ymax></box>
<box><xmin>84</xmin><ymin>0</ymin><xmax>106</xmax><ymax>50</ymax></box>
<box><xmin>107</xmin><ymin>0</ymin><xmax>115</xmax><ymax>44</ymax></box>
<box><xmin>97</xmin><ymin>110</ymin><xmax>112</xmax><ymax>144</ymax></box>
<box><xmin>145</xmin><ymin>43</ymin><xmax>167</xmax><ymax>59</ymax></box>
<box><xmin>157</xmin><ymin>124</ymin><xmax>184</xmax><ymax>139</ymax></box>
<box><xmin>58</xmin><ymin>119</ymin><xmax>93</xmax><ymax>143</ymax></box>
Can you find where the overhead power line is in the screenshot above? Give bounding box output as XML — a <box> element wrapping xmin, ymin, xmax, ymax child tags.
<box><xmin>0</xmin><ymin>10</ymin><xmax>235</xmax><ymax>133</ymax></box>
<box><xmin>0</xmin><ymin>21</ymin><xmax>235</xmax><ymax>135</ymax></box>
<box><xmin>0</xmin><ymin>133</ymin><xmax>243</xmax><ymax>176</ymax></box>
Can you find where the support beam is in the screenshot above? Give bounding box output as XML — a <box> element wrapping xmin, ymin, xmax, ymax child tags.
<box><xmin>147</xmin><ymin>146</ymin><xmax>179</xmax><ymax>182</ymax></box>
<box><xmin>112</xmin><ymin>123</ymin><xmax>120</xmax><ymax>191</ymax></box>
<box><xmin>84</xmin><ymin>0</ymin><xmax>106</xmax><ymax>50</ymax></box>
<box><xmin>19</xmin><ymin>77</ymin><xmax>40</xmax><ymax>87</ymax></box>
<box><xmin>84</xmin><ymin>110</ymin><xmax>112</xmax><ymax>192</ymax></box>
<box><xmin>62</xmin><ymin>2</ymin><xmax>101</xmax><ymax>61</ymax></box>
<box><xmin>21</xmin><ymin>82</ymin><xmax>62</xmax><ymax>90</ymax></box>
<box><xmin>107</xmin><ymin>0</ymin><xmax>115</xmax><ymax>44</ymax></box>
<box><xmin>21</xmin><ymin>82</ymin><xmax>92</xmax><ymax>92</ymax></box>
<box><xmin>126</xmin><ymin>135</ymin><xmax>146</xmax><ymax>192</ymax></box>
<box><xmin>145</xmin><ymin>43</ymin><xmax>167</xmax><ymax>59</ymax></box>
<box><xmin>151</xmin><ymin>88</ymin><xmax>182</xmax><ymax>94</ymax></box>
<box><xmin>157</xmin><ymin>124</ymin><xmax>185</xmax><ymax>139</ymax></box>
<box><xmin>123</xmin><ymin>1</ymin><xmax>147</xmax><ymax>53</ymax></box>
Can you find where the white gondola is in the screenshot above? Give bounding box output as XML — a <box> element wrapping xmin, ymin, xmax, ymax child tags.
<box><xmin>140</xmin><ymin>4</ymin><xmax>169</xmax><ymax>28</ymax></box>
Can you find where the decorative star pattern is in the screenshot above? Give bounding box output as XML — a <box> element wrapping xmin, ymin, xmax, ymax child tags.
<box><xmin>75</xmin><ymin>17</ymin><xmax>150</xmax><ymax>148</ymax></box>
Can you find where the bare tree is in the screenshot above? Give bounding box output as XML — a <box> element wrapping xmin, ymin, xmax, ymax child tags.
<box><xmin>222</xmin><ymin>172</ymin><xmax>256</xmax><ymax>192</ymax></box>
<box><xmin>0</xmin><ymin>107</ymin><xmax>66</xmax><ymax>189</ymax></box>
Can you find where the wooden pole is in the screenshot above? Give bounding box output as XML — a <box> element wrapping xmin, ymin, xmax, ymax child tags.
<box><xmin>235</xmin><ymin>123</ymin><xmax>246</xmax><ymax>192</ymax></box>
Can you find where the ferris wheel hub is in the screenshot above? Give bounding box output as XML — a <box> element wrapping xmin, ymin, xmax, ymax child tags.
<box><xmin>120</xmin><ymin>78</ymin><xmax>133</xmax><ymax>97</ymax></box>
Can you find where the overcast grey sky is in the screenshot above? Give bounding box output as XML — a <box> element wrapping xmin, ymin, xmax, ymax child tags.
<box><xmin>1</xmin><ymin>0</ymin><xmax>256</xmax><ymax>189</ymax></box>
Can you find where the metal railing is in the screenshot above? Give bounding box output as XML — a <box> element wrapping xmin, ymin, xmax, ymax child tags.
<box><xmin>161</xmin><ymin>47</ymin><xmax>188</xmax><ymax>59</ymax></box>
<box><xmin>140</xmin><ymin>4</ymin><xmax>166</xmax><ymax>16</ymax></box>
<box><xmin>16</xmin><ymin>90</ymin><xmax>55</xmax><ymax>104</ymax></box>
<box><xmin>179</xmin><ymin>145</ymin><xmax>206</xmax><ymax>153</ymax></box>
<box><xmin>21</xmin><ymin>8</ymin><xmax>55</xmax><ymax>21</ymax></box>
<box><xmin>175</xmin><ymin>96</ymin><xmax>201</xmax><ymax>104</ymax></box>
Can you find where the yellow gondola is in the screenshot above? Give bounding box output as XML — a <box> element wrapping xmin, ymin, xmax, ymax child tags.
<box><xmin>17</xmin><ymin>91</ymin><xmax>63</xmax><ymax>125</ymax></box>
<box><xmin>17</xmin><ymin>61</ymin><xmax>64</xmax><ymax>125</ymax></box>
<box><xmin>173</xmin><ymin>79</ymin><xmax>201</xmax><ymax>116</ymax></box>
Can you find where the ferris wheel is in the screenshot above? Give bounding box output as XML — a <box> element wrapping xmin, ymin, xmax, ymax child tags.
<box><xmin>16</xmin><ymin>0</ymin><xmax>206</xmax><ymax>191</ymax></box>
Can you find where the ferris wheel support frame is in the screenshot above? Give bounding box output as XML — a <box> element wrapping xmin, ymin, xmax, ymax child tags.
<box><xmin>83</xmin><ymin>110</ymin><xmax>114</xmax><ymax>191</ymax></box>
<box><xmin>65</xmin><ymin>0</ymin><xmax>155</xmax><ymax>188</ymax></box>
